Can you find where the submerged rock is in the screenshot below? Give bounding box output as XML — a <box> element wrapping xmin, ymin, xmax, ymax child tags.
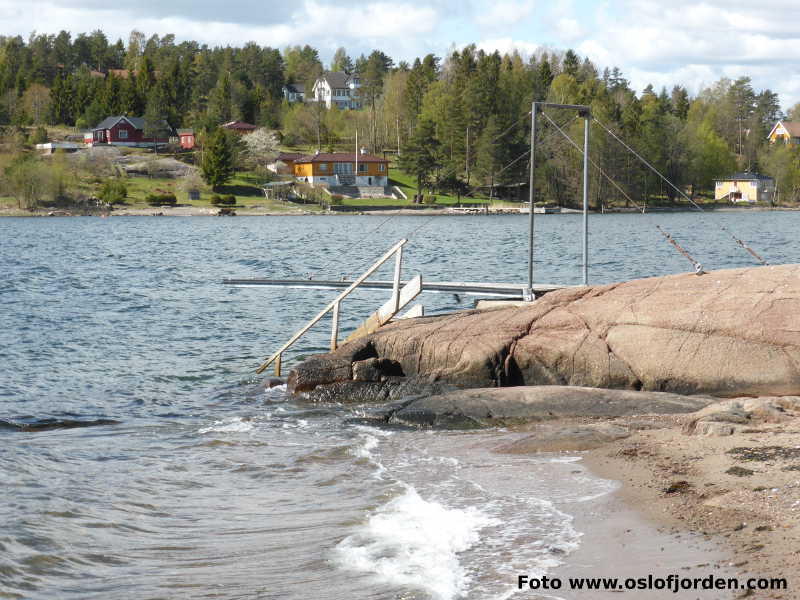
<box><xmin>289</xmin><ymin>264</ymin><xmax>800</xmax><ymax>398</ymax></box>
<box><xmin>495</xmin><ymin>423</ymin><xmax>631</xmax><ymax>453</ymax></box>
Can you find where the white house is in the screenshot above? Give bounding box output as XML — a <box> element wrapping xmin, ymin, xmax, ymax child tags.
<box><xmin>311</xmin><ymin>72</ymin><xmax>361</xmax><ymax>109</ymax></box>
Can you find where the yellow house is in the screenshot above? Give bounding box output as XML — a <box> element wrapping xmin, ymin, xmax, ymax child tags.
<box><xmin>714</xmin><ymin>173</ymin><xmax>775</xmax><ymax>203</ymax></box>
<box><xmin>293</xmin><ymin>151</ymin><xmax>389</xmax><ymax>187</ymax></box>
<box><xmin>767</xmin><ymin>120</ymin><xmax>800</xmax><ymax>144</ymax></box>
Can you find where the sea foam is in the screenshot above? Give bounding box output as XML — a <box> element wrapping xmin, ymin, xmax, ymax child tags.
<box><xmin>198</xmin><ymin>417</ymin><xmax>255</xmax><ymax>434</ymax></box>
<box><xmin>336</xmin><ymin>485</ymin><xmax>498</xmax><ymax>600</ymax></box>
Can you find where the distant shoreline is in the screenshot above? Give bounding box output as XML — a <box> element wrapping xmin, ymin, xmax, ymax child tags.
<box><xmin>1</xmin><ymin>204</ymin><xmax>798</xmax><ymax>218</ymax></box>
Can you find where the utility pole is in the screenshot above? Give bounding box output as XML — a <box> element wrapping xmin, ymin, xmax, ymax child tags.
<box><xmin>396</xmin><ymin>116</ymin><xmax>400</xmax><ymax>156</ymax></box>
<box><xmin>465</xmin><ymin>125</ymin><xmax>470</xmax><ymax>186</ymax></box>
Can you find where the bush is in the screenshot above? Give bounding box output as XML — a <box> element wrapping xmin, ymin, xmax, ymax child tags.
<box><xmin>329</xmin><ymin>194</ymin><xmax>344</xmax><ymax>205</ymax></box>
<box><xmin>146</xmin><ymin>193</ymin><xmax>177</xmax><ymax>206</ymax></box>
<box><xmin>423</xmin><ymin>195</ymin><xmax>437</xmax><ymax>205</ymax></box>
<box><xmin>210</xmin><ymin>194</ymin><xmax>236</xmax><ymax>206</ymax></box>
<box><xmin>99</xmin><ymin>178</ymin><xmax>127</xmax><ymax>205</ymax></box>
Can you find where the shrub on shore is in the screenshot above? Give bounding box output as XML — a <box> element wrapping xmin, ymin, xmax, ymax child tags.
<box><xmin>99</xmin><ymin>178</ymin><xmax>127</xmax><ymax>205</ymax></box>
<box><xmin>210</xmin><ymin>194</ymin><xmax>236</xmax><ymax>206</ymax></box>
<box><xmin>146</xmin><ymin>192</ymin><xmax>177</xmax><ymax>206</ymax></box>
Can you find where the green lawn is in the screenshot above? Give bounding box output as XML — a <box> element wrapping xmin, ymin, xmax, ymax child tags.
<box><xmin>388</xmin><ymin>170</ymin><xmax>493</xmax><ymax>205</ymax></box>
<box><xmin>119</xmin><ymin>170</ymin><xmax>303</xmax><ymax>212</ymax></box>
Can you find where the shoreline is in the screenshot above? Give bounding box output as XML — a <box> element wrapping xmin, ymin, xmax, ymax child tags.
<box><xmin>574</xmin><ymin>411</ymin><xmax>800</xmax><ymax>599</ymax></box>
<box><xmin>550</xmin><ymin>467</ymin><xmax>739</xmax><ymax>600</ymax></box>
<box><xmin>2</xmin><ymin>205</ymin><xmax>799</xmax><ymax>218</ymax></box>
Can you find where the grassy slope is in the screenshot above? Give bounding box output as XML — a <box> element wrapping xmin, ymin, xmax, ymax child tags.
<box><xmin>119</xmin><ymin>170</ymin><xmax>314</xmax><ymax>212</ymax></box>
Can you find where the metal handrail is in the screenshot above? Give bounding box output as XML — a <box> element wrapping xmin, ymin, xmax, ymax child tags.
<box><xmin>255</xmin><ymin>239</ymin><xmax>407</xmax><ymax>375</ymax></box>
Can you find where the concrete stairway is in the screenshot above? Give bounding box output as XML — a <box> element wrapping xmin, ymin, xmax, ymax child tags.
<box><xmin>330</xmin><ymin>185</ymin><xmax>389</xmax><ymax>198</ymax></box>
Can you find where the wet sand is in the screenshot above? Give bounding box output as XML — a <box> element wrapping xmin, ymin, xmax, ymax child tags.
<box><xmin>579</xmin><ymin>409</ymin><xmax>800</xmax><ymax>599</ymax></box>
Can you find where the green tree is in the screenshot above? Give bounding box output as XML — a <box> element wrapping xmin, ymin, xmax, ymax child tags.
<box><xmin>201</xmin><ymin>128</ymin><xmax>234</xmax><ymax>191</ymax></box>
<box><xmin>330</xmin><ymin>47</ymin><xmax>353</xmax><ymax>73</ymax></box>
<box><xmin>760</xmin><ymin>143</ymin><xmax>800</xmax><ymax>203</ymax></box>
<box><xmin>398</xmin><ymin>118</ymin><xmax>440</xmax><ymax>197</ymax></box>
<box><xmin>143</xmin><ymin>87</ymin><xmax>170</xmax><ymax>154</ymax></box>
<box><xmin>473</xmin><ymin>115</ymin><xmax>503</xmax><ymax>194</ymax></box>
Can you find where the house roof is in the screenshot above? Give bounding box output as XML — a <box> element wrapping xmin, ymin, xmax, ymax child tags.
<box><xmin>222</xmin><ymin>120</ymin><xmax>257</xmax><ymax>131</ymax></box>
<box><xmin>276</xmin><ymin>152</ymin><xmax>306</xmax><ymax>162</ymax></box>
<box><xmin>716</xmin><ymin>172</ymin><xmax>774</xmax><ymax>182</ymax></box>
<box><xmin>92</xmin><ymin>115</ymin><xmax>171</xmax><ymax>132</ymax></box>
<box><xmin>93</xmin><ymin>116</ymin><xmax>145</xmax><ymax>130</ymax></box>
<box><xmin>319</xmin><ymin>72</ymin><xmax>351</xmax><ymax>88</ymax></box>
<box><xmin>768</xmin><ymin>120</ymin><xmax>800</xmax><ymax>139</ymax></box>
<box><xmin>294</xmin><ymin>152</ymin><xmax>388</xmax><ymax>164</ymax></box>
<box><xmin>285</xmin><ymin>83</ymin><xmax>304</xmax><ymax>93</ymax></box>
<box><xmin>176</xmin><ymin>128</ymin><xmax>194</xmax><ymax>135</ymax></box>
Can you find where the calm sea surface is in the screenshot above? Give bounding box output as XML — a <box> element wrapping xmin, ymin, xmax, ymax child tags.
<box><xmin>1</xmin><ymin>212</ymin><xmax>796</xmax><ymax>599</ymax></box>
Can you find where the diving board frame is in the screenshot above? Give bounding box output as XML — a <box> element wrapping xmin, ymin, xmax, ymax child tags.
<box><xmin>529</xmin><ymin>102</ymin><xmax>591</xmax><ymax>297</ymax></box>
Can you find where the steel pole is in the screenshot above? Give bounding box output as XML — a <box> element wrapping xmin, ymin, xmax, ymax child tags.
<box><xmin>582</xmin><ymin>113</ymin><xmax>590</xmax><ymax>285</ymax></box>
<box><xmin>527</xmin><ymin>103</ymin><xmax>537</xmax><ymax>299</ymax></box>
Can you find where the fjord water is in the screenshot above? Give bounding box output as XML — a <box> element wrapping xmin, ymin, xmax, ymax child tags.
<box><xmin>1</xmin><ymin>212</ymin><xmax>795</xmax><ymax>599</ymax></box>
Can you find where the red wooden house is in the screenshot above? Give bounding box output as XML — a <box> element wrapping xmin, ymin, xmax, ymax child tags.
<box><xmin>84</xmin><ymin>116</ymin><xmax>171</xmax><ymax>148</ymax></box>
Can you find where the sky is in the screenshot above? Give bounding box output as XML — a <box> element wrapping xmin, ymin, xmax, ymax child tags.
<box><xmin>6</xmin><ymin>0</ymin><xmax>800</xmax><ymax>110</ymax></box>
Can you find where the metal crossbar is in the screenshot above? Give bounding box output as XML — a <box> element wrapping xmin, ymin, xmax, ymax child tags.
<box><xmin>254</xmin><ymin>239</ymin><xmax>409</xmax><ymax>375</ymax></box>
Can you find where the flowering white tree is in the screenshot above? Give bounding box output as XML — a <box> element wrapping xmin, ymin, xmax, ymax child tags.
<box><xmin>241</xmin><ymin>128</ymin><xmax>280</xmax><ymax>174</ymax></box>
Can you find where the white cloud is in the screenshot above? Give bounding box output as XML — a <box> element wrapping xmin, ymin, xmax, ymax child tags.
<box><xmin>554</xmin><ymin>17</ymin><xmax>585</xmax><ymax>42</ymax></box>
<box><xmin>475</xmin><ymin>0</ymin><xmax>535</xmax><ymax>28</ymax></box>
<box><xmin>476</xmin><ymin>37</ymin><xmax>542</xmax><ymax>57</ymax></box>
<box><xmin>578</xmin><ymin>0</ymin><xmax>800</xmax><ymax>108</ymax></box>
<box><xmin>0</xmin><ymin>0</ymin><xmax>438</xmax><ymax>60</ymax></box>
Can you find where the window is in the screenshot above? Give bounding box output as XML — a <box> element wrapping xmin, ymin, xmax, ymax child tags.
<box><xmin>358</xmin><ymin>163</ymin><xmax>367</xmax><ymax>173</ymax></box>
<box><xmin>319</xmin><ymin>163</ymin><xmax>328</xmax><ymax>171</ymax></box>
<box><xmin>118</xmin><ymin>129</ymin><xmax>128</xmax><ymax>139</ymax></box>
<box><xmin>379</xmin><ymin>164</ymin><xmax>385</xmax><ymax>172</ymax></box>
<box><xmin>334</xmin><ymin>162</ymin><xmax>353</xmax><ymax>174</ymax></box>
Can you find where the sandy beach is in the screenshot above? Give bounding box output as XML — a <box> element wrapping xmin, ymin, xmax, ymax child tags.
<box><xmin>577</xmin><ymin>405</ymin><xmax>800</xmax><ymax>599</ymax></box>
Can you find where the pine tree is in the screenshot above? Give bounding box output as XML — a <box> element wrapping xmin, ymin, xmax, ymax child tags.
<box><xmin>201</xmin><ymin>128</ymin><xmax>234</xmax><ymax>191</ymax></box>
<box><xmin>143</xmin><ymin>86</ymin><xmax>170</xmax><ymax>154</ymax></box>
<box><xmin>398</xmin><ymin>118</ymin><xmax>440</xmax><ymax>198</ymax></box>
<box><xmin>474</xmin><ymin>115</ymin><xmax>502</xmax><ymax>193</ymax></box>
<box><xmin>49</xmin><ymin>73</ymin><xmax>72</xmax><ymax>125</ymax></box>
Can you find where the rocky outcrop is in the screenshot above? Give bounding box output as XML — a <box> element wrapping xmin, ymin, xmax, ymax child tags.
<box><xmin>682</xmin><ymin>395</ymin><xmax>800</xmax><ymax>436</ymax></box>
<box><xmin>385</xmin><ymin>385</ymin><xmax>715</xmax><ymax>429</ymax></box>
<box><xmin>289</xmin><ymin>264</ymin><xmax>800</xmax><ymax>398</ymax></box>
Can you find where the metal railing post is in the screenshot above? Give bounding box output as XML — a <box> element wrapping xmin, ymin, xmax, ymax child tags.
<box><xmin>527</xmin><ymin>102</ymin><xmax>537</xmax><ymax>300</ymax></box>
<box><xmin>392</xmin><ymin>246</ymin><xmax>403</xmax><ymax>313</ymax></box>
<box><xmin>255</xmin><ymin>238</ymin><xmax>408</xmax><ymax>374</ymax></box>
<box><xmin>582</xmin><ymin>111</ymin><xmax>590</xmax><ymax>286</ymax></box>
<box><xmin>330</xmin><ymin>300</ymin><xmax>340</xmax><ymax>351</ymax></box>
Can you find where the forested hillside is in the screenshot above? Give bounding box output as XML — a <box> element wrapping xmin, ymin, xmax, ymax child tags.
<box><xmin>1</xmin><ymin>30</ymin><xmax>799</xmax><ymax>205</ymax></box>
